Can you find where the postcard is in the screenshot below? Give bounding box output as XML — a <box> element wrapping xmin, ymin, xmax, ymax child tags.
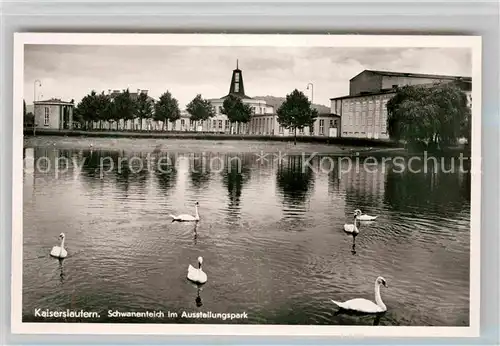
<box><xmin>12</xmin><ymin>33</ymin><xmax>481</xmax><ymax>337</ymax></box>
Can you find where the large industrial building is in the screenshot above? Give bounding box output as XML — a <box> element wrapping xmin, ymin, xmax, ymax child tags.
<box><xmin>330</xmin><ymin>70</ymin><xmax>472</xmax><ymax>139</ymax></box>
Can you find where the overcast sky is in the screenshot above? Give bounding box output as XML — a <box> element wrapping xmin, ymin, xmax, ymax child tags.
<box><xmin>24</xmin><ymin>45</ymin><xmax>471</xmax><ymax>108</ymax></box>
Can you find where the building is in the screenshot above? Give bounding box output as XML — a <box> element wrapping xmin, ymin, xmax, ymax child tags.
<box><xmin>34</xmin><ymin>98</ymin><xmax>75</xmax><ymax>130</ymax></box>
<box><xmin>330</xmin><ymin>70</ymin><xmax>472</xmax><ymax>139</ymax></box>
<box><xmin>205</xmin><ymin>60</ymin><xmax>275</xmax><ymax>134</ymax></box>
<box><xmin>179</xmin><ymin>61</ymin><xmax>340</xmax><ymax>137</ymax></box>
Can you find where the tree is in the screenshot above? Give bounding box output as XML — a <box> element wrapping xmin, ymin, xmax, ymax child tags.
<box><xmin>75</xmin><ymin>90</ymin><xmax>100</xmax><ymax>130</ymax></box>
<box><xmin>221</xmin><ymin>94</ymin><xmax>252</xmax><ymax>134</ymax></box>
<box><xmin>276</xmin><ymin>89</ymin><xmax>318</xmax><ymax>145</ymax></box>
<box><xmin>387</xmin><ymin>83</ymin><xmax>471</xmax><ymax>152</ymax></box>
<box><xmin>113</xmin><ymin>89</ymin><xmax>136</xmax><ymax>130</ymax></box>
<box><xmin>154</xmin><ymin>91</ymin><xmax>180</xmax><ymax>131</ymax></box>
<box><xmin>135</xmin><ymin>92</ymin><xmax>154</xmax><ymax>131</ymax></box>
<box><xmin>186</xmin><ymin>94</ymin><xmax>215</xmax><ymax>130</ymax></box>
<box><xmin>24</xmin><ymin>112</ymin><xmax>34</xmax><ymax>127</ymax></box>
<box><xmin>95</xmin><ymin>92</ymin><xmax>113</xmax><ymax>130</ymax></box>
<box><xmin>23</xmin><ymin>99</ymin><xmax>33</xmax><ymax>127</ymax></box>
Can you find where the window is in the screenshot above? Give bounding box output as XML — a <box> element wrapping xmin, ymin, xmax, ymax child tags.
<box><xmin>253</xmin><ymin>107</ymin><xmax>257</xmax><ymax>114</ymax></box>
<box><xmin>219</xmin><ymin>120</ymin><xmax>223</xmax><ymax>129</ymax></box>
<box><xmin>225</xmin><ymin>120</ymin><xmax>229</xmax><ymax>130</ymax></box>
<box><xmin>299</xmin><ymin>127</ymin><xmax>304</xmax><ymax>134</ymax></box>
<box><xmin>310</xmin><ymin>123</ymin><xmax>314</xmax><ymax>134</ymax></box>
<box><xmin>319</xmin><ymin>119</ymin><xmax>325</xmax><ymax>135</ymax></box>
<box><xmin>44</xmin><ymin>107</ymin><xmax>50</xmax><ymax>125</ymax></box>
<box><xmin>190</xmin><ymin>120</ymin><xmax>194</xmax><ymax>126</ymax></box>
<box><xmin>329</xmin><ymin>120</ymin><xmax>334</xmax><ymax>128</ymax></box>
<box><xmin>392</xmin><ymin>84</ymin><xmax>398</xmax><ymax>88</ymax></box>
<box><xmin>234</xmin><ymin>83</ymin><xmax>239</xmax><ymax>92</ymax></box>
<box><xmin>279</xmin><ymin>126</ymin><xmax>284</xmax><ymax>134</ymax></box>
<box><xmin>181</xmin><ymin>119</ymin><xmax>185</xmax><ymax>126</ymax></box>
<box><xmin>213</xmin><ymin>120</ymin><xmax>217</xmax><ymax>128</ymax></box>
<box><xmin>235</xmin><ymin>73</ymin><xmax>240</xmax><ymax>82</ymax></box>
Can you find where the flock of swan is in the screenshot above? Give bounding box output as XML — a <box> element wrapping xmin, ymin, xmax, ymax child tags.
<box><xmin>49</xmin><ymin>203</ymin><xmax>387</xmax><ymax>315</ymax></box>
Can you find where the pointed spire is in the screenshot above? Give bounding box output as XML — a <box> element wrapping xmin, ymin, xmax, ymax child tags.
<box><xmin>223</xmin><ymin>59</ymin><xmax>251</xmax><ymax>99</ymax></box>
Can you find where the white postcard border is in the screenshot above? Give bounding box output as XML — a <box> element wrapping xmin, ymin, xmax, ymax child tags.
<box><xmin>11</xmin><ymin>33</ymin><xmax>482</xmax><ymax>337</ymax></box>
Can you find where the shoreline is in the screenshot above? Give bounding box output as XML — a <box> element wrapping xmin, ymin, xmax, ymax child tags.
<box><xmin>23</xmin><ymin>129</ymin><xmax>470</xmax><ymax>158</ymax></box>
<box><xmin>24</xmin><ymin>129</ymin><xmax>398</xmax><ymax>148</ymax></box>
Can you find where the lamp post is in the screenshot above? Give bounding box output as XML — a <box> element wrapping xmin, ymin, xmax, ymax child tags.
<box><xmin>33</xmin><ymin>79</ymin><xmax>42</xmax><ymax>136</ymax></box>
<box><xmin>306</xmin><ymin>83</ymin><xmax>314</xmax><ymax>104</ymax></box>
<box><xmin>307</xmin><ymin>82</ymin><xmax>315</xmax><ymax>135</ymax></box>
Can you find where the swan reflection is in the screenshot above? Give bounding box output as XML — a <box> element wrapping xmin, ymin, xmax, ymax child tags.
<box><xmin>58</xmin><ymin>258</ymin><xmax>65</xmax><ymax>284</ymax></box>
<box><xmin>351</xmin><ymin>235</ymin><xmax>357</xmax><ymax>255</ymax></box>
<box><xmin>195</xmin><ymin>286</ymin><xmax>203</xmax><ymax>307</ymax></box>
<box><xmin>333</xmin><ymin>309</ymin><xmax>385</xmax><ymax>325</ymax></box>
<box><xmin>193</xmin><ymin>222</ymin><xmax>198</xmax><ymax>245</ymax></box>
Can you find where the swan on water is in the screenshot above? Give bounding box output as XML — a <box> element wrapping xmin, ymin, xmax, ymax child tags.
<box><xmin>187</xmin><ymin>256</ymin><xmax>207</xmax><ymax>284</ymax></box>
<box><xmin>354</xmin><ymin>209</ymin><xmax>377</xmax><ymax>221</ymax></box>
<box><xmin>50</xmin><ymin>233</ymin><xmax>68</xmax><ymax>259</ymax></box>
<box><xmin>170</xmin><ymin>202</ymin><xmax>200</xmax><ymax>222</ymax></box>
<box><xmin>343</xmin><ymin>211</ymin><xmax>360</xmax><ymax>235</ymax></box>
<box><xmin>331</xmin><ymin>276</ymin><xmax>388</xmax><ymax>313</ymax></box>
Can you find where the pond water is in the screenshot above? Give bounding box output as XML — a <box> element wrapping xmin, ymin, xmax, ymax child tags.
<box><xmin>22</xmin><ymin>137</ymin><xmax>471</xmax><ymax>326</ymax></box>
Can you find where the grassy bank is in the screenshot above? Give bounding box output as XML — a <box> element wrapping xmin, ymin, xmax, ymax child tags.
<box><xmin>24</xmin><ymin>128</ymin><xmax>400</xmax><ymax>148</ymax></box>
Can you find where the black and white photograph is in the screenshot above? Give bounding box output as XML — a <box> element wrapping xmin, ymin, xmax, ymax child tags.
<box><xmin>12</xmin><ymin>33</ymin><xmax>481</xmax><ymax>337</ymax></box>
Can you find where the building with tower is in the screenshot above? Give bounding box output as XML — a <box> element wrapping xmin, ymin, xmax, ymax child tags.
<box><xmin>206</xmin><ymin>60</ymin><xmax>275</xmax><ymax>134</ymax></box>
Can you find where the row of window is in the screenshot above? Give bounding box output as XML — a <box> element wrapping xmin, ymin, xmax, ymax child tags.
<box><xmin>345</xmin><ymin>111</ymin><xmax>387</xmax><ymax>127</ymax></box>
<box><xmin>213</xmin><ymin>105</ymin><xmax>267</xmax><ymax>115</ymax></box>
<box><xmin>342</xmin><ymin>131</ymin><xmax>388</xmax><ymax>135</ymax></box>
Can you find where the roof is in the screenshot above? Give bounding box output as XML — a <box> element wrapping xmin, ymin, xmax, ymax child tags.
<box><xmin>351</xmin><ymin>69</ymin><xmax>472</xmax><ymax>81</ymax></box>
<box><xmin>331</xmin><ymin>78</ymin><xmax>472</xmax><ymax>100</ymax></box>
<box><xmin>34</xmin><ymin>98</ymin><xmax>74</xmax><ymax>105</ymax></box>
<box><xmin>220</xmin><ymin>93</ymin><xmax>253</xmax><ymax>100</ymax></box>
<box><xmin>330</xmin><ymin>89</ymin><xmax>397</xmax><ymax>101</ymax></box>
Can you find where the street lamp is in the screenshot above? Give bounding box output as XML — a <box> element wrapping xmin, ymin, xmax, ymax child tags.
<box><xmin>33</xmin><ymin>79</ymin><xmax>42</xmax><ymax>136</ymax></box>
<box><xmin>306</xmin><ymin>83</ymin><xmax>314</xmax><ymax>104</ymax></box>
<box><xmin>306</xmin><ymin>83</ymin><xmax>315</xmax><ymax>135</ymax></box>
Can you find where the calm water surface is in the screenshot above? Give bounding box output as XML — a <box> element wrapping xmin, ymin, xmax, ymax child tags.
<box><xmin>23</xmin><ymin>137</ymin><xmax>470</xmax><ymax>326</ymax></box>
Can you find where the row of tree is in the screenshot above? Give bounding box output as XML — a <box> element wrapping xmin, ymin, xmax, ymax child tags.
<box><xmin>24</xmin><ymin>82</ymin><xmax>470</xmax><ymax>150</ymax></box>
<box><xmin>71</xmin><ymin>88</ymin><xmax>318</xmax><ymax>144</ymax></box>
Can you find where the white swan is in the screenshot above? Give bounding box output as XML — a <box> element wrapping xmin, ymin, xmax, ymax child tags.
<box><xmin>343</xmin><ymin>212</ymin><xmax>360</xmax><ymax>235</ymax></box>
<box><xmin>50</xmin><ymin>233</ymin><xmax>68</xmax><ymax>259</ymax></box>
<box><xmin>170</xmin><ymin>202</ymin><xmax>200</xmax><ymax>222</ymax></box>
<box><xmin>354</xmin><ymin>209</ymin><xmax>377</xmax><ymax>221</ymax></box>
<box><xmin>187</xmin><ymin>256</ymin><xmax>207</xmax><ymax>284</ymax></box>
<box><xmin>331</xmin><ymin>276</ymin><xmax>388</xmax><ymax>313</ymax></box>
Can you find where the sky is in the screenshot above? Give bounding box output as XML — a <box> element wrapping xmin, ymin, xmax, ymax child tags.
<box><xmin>24</xmin><ymin>45</ymin><xmax>471</xmax><ymax>109</ymax></box>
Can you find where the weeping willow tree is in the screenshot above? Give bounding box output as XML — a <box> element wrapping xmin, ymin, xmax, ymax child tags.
<box><xmin>387</xmin><ymin>83</ymin><xmax>471</xmax><ymax>152</ymax></box>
